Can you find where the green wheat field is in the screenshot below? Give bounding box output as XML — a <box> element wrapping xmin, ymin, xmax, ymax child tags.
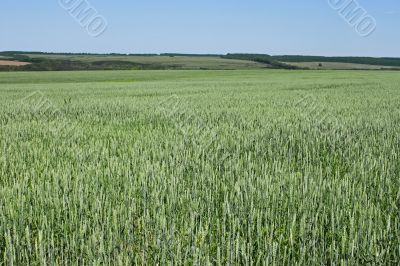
<box><xmin>1</xmin><ymin>70</ymin><xmax>400</xmax><ymax>264</ymax></box>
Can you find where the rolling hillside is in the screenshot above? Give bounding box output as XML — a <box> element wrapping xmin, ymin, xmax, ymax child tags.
<box><xmin>0</xmin><ymin>51</ymin><xmax>399</xmax><ymax>71</ymax></box>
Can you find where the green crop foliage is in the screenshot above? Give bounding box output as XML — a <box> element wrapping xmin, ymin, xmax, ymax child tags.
<box><xmin>1</xmin><ymin>70</ymin><xmax>400</xmax><ymax>265</ymax></box>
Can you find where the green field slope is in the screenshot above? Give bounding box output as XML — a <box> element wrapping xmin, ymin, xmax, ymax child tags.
<box><xmin>1</xmin><ymin>70</ymin><xmax>400</xmax><ymax>264</ymax></box>
<box><xmin>0</xmin><ymin>52</ymin><xmax>269</xmax><ymax>71</ymax></box>
<box><xmin>2</xmin><ymin>52</ymin><xmax>400</xmax><ymax>71</ymax></box>
<box><xmin>24</xmin><ymin>54</ymin><xmax>269</xmax><ymax>69</ymax></box>
<box><xmin>282</xmin><ymin>61</ymin><xmax>400</xmax><ymax>70</ymax></box>
<box><xmin>273</xmin><ymin>55</ymin><xmax>400</xmax><ymax>67</ymax></box>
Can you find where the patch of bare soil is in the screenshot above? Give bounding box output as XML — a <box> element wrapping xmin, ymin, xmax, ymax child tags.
<box><xmin>0</xmin><ymin>60</ymin><xmax>31</xmax><ymax>66</ymax></box>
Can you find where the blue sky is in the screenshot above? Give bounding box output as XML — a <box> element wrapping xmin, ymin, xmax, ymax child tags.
<box><xmin>0</xmin><ymin>0</ymin><xmax>399</xmax><ymax>56</ymax></box>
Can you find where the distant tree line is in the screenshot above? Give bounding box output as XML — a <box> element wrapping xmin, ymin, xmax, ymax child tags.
<box><xmin>0</xmin><ymin>54</ymin><xmax>167</xmax><ymax>71</ymax></box>
<box><xmin>161</xmin><ymin>53</ymin><xmax>221</xmax><ymax>57</ymax></box>
<box><xmin>0</xmin><ymin>51</ymin><xmax>158</xmax><ymax>57</ymax></box>
<box><xmin>272</xmin><ymin>55</ymin><xmax>400</xmax><ymax>67</ymax></box>
<box><xmin>1</xmin><ymin>51</ymin><xmax>399</xmax><ymax>71</ymax></box>
<box><xmin>221</xmin><ymin>54</ymin><xmax>301</xmax><ymax>69</ymax></box>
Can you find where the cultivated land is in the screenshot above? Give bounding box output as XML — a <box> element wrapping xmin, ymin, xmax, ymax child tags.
<box><xmin>2</xmin><ymin>52</ymin><xmax>400</xmax><ymax>71</ymax></box>
<box><xmin>0</xmin><ymin>60</ymin><xmax>31</xmax><ymax>66</ymax></box>
<box><xmin>1</xmin><ymin>70</ymin><xmax>400</xmax><ymax>264</ymax></box>
<box><xmin>20</xmin><ymin>54</ymin><xmax>270</xmax><ymax>70</ymax></box>
<box><xmin>283</xmin><ymin>61</ymin><xmax>400</xmax><ymax>70</ymax></box>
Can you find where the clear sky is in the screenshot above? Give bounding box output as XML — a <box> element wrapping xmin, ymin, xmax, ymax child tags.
<box><xmin>1</xmin><ymin>0</ymin><xmax>399</xmax><ymax>56</ymax></box>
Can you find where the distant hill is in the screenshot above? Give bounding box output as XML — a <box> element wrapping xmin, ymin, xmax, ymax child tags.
<box><xmin>221</xmin><ymin>54</ymin><xmax>300</xmax><ymax>69</ymax></box>
<box><xmin>272</xmin><ymin>55</ymin><xmax>400</xmax><ymax>68</ymax></box>
<box><xmin>0</xmin><ymin>52</ymin><xmax>268</xmax><ymax>71</ymax></box>
<box><xmin>0</xmin><ymin>51</ymin><xmax>399</xmax><ymax>71</ymax></box>
<box><xmin>223</xmin><ymin>54</ymin><xmax>400</xmax><ymax>69</ymax></box>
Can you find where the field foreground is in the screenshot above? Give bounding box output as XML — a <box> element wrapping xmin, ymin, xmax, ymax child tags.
<box><xmin>0</xmin><ymin>70</ymin><xmax>400</xmax><ymax>264</ymax></box>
